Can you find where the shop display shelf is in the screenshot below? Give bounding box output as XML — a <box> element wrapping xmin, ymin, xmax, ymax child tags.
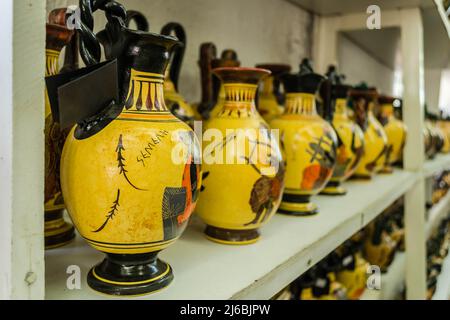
<box><xmin>426</xmin><ymin>192</ymin><xmax>450</xmax><ymax>238</ymax></box>
<box><xmin>360</xmin><ymin>252</ymin><xmax>406</xmax><ymax>300</ymax></box>
<box><xmin>423</xmin><ymin>153</ymin><xmax>450</xmax><ymax>178</ymax></box>
<box><xmin>432</xmin><ymin>251</ymin><xmax>450</xmax><ymax>300</ymax></box>
<box><xmin>45</xmin><ymin>169</ymin><xmax>416</xmax><ymax>300</ymax></box>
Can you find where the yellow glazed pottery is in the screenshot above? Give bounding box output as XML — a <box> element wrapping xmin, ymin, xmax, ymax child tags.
<box><xmin>320</xmin><ymin>66</ymin><xmax>364</xmax><ymax>195</ymax></box>
<box><xmin>270</xmin><ymin>60</ymin><xmax>337</xmax><ymax>215</ymax></box>
<box><xmin>349</xmin><ymin>86</ymin><xmax>388</xmax><ymax>179</ymax></box>
<box><xmin>437</xmin><ymin>119</ymin><xmax>450</xmax><ymax>153</ymax></box>
<box><xmin>60</xmin><ymin>16</ymin><xmax>201</xmax><ymax>295</ymax></box>
<box><xmin>195</xmin><ymin>67</ymin><xmax>285</xmax><ymax>245</ymax></box>
<box><xmin>44</xmin><ymin>9</ymin><xmax>76</xmax><ymax>249</ymax></box>
<box><xmin>255</xmin><ymin>63</ymin><xmax>291</xmax><ymax>123</ymax></box>
<box><xmin>377</xmin><ymin>95</ymin><xmax>407</xmax><ymax>171</ymax></box>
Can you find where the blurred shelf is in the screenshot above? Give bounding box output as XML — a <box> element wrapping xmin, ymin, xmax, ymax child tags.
<box><xmin>360</xmin><ymin>252</ymin><xmax>405</xmax><ymax>300</ymax></box>
<box><xmin>426</xmin><ymin>192</ymin><xmax>450</xmax><ymax>238</ymax></box>
<box><xmin>434</xmin><ymin>0</ymin><xmax>450</xmax><ymax>39</ymax></box>
<box><xmin>432</xmin><ymin>251</ymin><xmax>450</xmax><ymax>300</ymax></box>
<box><xmin>45</xmin><ymin>169</ymin><xmax>416</xmax><ymax>300</ymax></box>
<box><xmin>423</xmin><ymin>153</ymin><xmax>450</xmax><ymax>178</ymax></box>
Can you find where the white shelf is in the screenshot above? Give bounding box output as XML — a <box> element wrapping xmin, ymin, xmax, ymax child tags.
<box><xmin>424</xmin><ymin>153</ymin><xmax>450</xmax><ymax>178</ymax></box>
<box><xmin>426</xmin><ymin>192</ymin><xmax>450</xmax><ymax>238</ymax></box>
<box><xmin>432</xmin><ymin>251</ymin><xmax>450</xmax><ymax>300</ymax></box>
<box><xmin>360</xmin><ymin>252</ymin><xmax>406</xmax><ymax>300</ymax></box>
<box><xmin>45</xmin><ymin>169</ymin><xmax>416</xmax><ymax>300</ymax></box>
<box><xmin>435</xmin><ymin>0</ymin><xmax>450</xmax><ymax>39</ymax></box>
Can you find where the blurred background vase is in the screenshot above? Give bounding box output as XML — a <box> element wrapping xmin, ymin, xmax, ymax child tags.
<box><xmin>255</xmin><ymin>63</ymin><xmax>291</xmax><ymax>123</ymax></box>
<box><xmin>377</xmin><ymin>95</ymin><xmax>407</xmax><ymax>172</ymax></box>
<box><xmin>44</xmin><ymin>8</ymin><xmax>76</xmax><ymax>249</ymax></box>
<box><xmin>349</xmin><ymin>84</ymin><xmax>388</xmax><ymax>179</ymax></box>
<box><xmin>195</xmin><ymin>67</ymin><xmax>285</xmax><ymax>245</ymax></box>
<box><xmin>319</xmin><ymin>66</ymin><xmax>364</xmax><ymax>195</ymax></box>
<box><xmin>270</xmin><ymin>59</ymin><xmax>337</xmax><ymax>216</ymax></box>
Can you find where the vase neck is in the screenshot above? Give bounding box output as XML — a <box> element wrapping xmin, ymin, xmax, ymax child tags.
<box><xmin>221</xmin><ymin>83</ymin><xmax>257</xmax><ymax>113</ymax></box>
<box><xmin>380</xmin><ymin>103</ymin><xmax>394</xmax><ymax>117</ymax></box>
<box><xmin>284</xmin><ymin>93</ymin><xmax>317</xmax><ymax>115</ymax></box>
<box><xmin>334</xmin><ymin>98</ymin><xmax>348</xmax><ymax>118</ymax></box>
<box><xmin>260</xmin><ymin>76</ymin><xmax>274</xmax><ymax>96</ymax></box>
<box><xmin>124</xmin><ymin>68</ymin><xmax>169</xmax><ymax>112</ymax></box>
<box><xmin>45</xmin><ymin>49</ymin><xmax>61</xmax><ymax>76</ymax></box>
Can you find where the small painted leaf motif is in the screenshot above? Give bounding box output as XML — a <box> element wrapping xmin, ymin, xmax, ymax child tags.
<box><xmin>92</xmin><ymin>189</ymin><xmax>120</xmax><ymax>233</ymax></box>
<box><xmin>116</xmin><ymin>134</ymin><xmax>147</xmax><ymax>191</ymax></box>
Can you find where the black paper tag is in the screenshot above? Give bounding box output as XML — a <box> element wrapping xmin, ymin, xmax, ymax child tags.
<box><xmin>45</xmin><ymin>59</ymin><xmax>119</xmax><ymax>129</ymax></box>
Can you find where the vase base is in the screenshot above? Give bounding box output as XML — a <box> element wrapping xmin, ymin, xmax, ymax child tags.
<box><xmin>87</xmin><ymin>252</ymin><xmax>173</xmax><ymax>296</ymax></box>
<box><xmin>351</xmin><ymin>174</ymin><xmax>373</xmax><ymax>180</ymax></box>
<box><xmin>277</xmin><ymin>194</ymin><xmax>318</xmax><ymax>216</ymax></box>
<box><xmin>204</xmin><ymin>225</ymin><xmax>260</xmax><ymax>245</ymax></box>
<box><xmin>379</xmin><ymin>166</ymin><xmax>394</xmax><ymax>174</ymax></box>
<box><xmin>320</xmin><ymin>181</ymin><xmax>347</xmax><ymax>196</ymax></box>
<box><xmin>45</xmin><ymin>209</ymin><xmax>75</xmax><ymax>249</ymax></box>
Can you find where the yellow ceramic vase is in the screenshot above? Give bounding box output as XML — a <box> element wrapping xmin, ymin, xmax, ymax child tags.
<box><xmin>437</xmin><ymin>119</ymin><xmax>450</xmax><ymax>153</ymax></box>
<box><xmin>320</xmin><ymin>67</ymin><xmax>364</xmax><ymax>195</ymax></box>
<box><xmin>195</xmin><ymin>67</ymin><xmax>285</xmax><ymax>245</ymax></box>
<box><xmin>255</xmin><ymin>64</ymin><xmax>291</xmax><ymax>123</ymax></box>
<box><xmin>350</xmin><ymin>88</ymin><xmax>388</xmax><ymax>179</ymax></box>
<box><xmin>377</xmin><ymin>96</ymin><xmax>407</xmax><ymax>171</ymax></box>
<box><xmin>335</xmin><ymin>251</ymin><xmax>369</xmax><ymax>300</ymax></box>
<box><xmin>270</xmin><ymin>62</ymin><xmax>337</xmax><ymax>215</ymax></box>
<box><xmin>44</xmin><ymin>11</ymin><xmax>76</xmax><ymax>249</ymax></box>
<box><xmin>61</xmin><ymin>30</ymin><xmax>201</xmax><ymax>295</ymax></box>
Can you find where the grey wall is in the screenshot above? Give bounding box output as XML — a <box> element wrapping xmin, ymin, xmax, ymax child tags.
<box><xmin>47</xmin><ymin>0</ymin><xmax>314</xmax><ymax>103</ymax></box>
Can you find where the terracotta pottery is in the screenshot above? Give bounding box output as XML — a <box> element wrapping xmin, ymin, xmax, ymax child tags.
<box><xmin>44</xmin><ymin>9</ymin><xmax>76</xmax><ymax>249</ymax></box>
<box><xmin>195</xmin><ymin>67</ymin><xmax>285</xmax><ymax>245</ymax></box>
<box><xmin>377</xmin><ymin>95</ymin><xmax>407</xmax><ymax>172</ymax></box>
<box><xmin>197</xmin><ymin>43</ymin><xmax>240</xmax><ymax>119</ymax></box>
<box><xmin>255</xmin><ymin>63</ymin><xmax>291</xmax><ymax>122</ymax></box>
<box><xmin>60</xmin><ymin>5</ymin><xmax>201</xmax><ymax>295</ymax></box>
<box><xmin>319</xmin><ymin>66</ymin><xmax>364</xmax><ymax>195</ymax></box>
<box><xmin>160</xmin><ymin>23</ymin><xmax>196</xmax><ymax>125</ymax></box>
<box><xmin>270</xmin><ymin>59</ymin><xmax>337</xmax><ymax>216</ymax></box>
<box><xmin>349</xmin><ymin>85</ymin><xmax>388</xmax><ymax>179</ymax></box>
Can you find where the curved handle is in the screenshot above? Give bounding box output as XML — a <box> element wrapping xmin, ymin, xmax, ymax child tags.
<box><xmin>160</xmin><ymin>22</ymin><xmax>186</xmax><ymax>90</ymax></box>
<box><xmin>197</xmin><ymin>42</ymin><xmax>217</xmax><ymax>119</ymax></box>
<box><xmin>125</xmin><ymin>10</ymin><xmax>149</xmax><ymax>31</ymax></box>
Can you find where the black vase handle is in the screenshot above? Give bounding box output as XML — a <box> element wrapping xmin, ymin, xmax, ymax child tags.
<box><xmin>160</xmin><ymin>22</ymin><xmax>186</xmax><ymax>91</ymax></box>
<box><xmin>125</xmin><ymin>10</ymin><xmax>149</xmax><ymax>32</ymax></box>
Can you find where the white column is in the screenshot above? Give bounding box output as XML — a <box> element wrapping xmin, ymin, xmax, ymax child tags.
<box><xmin>401</xmin><ymin>8</ymin><xmax>427</xmax><ymax>300</ymax></box>
<box><xmin>0</xmin><ymin>0</ymin><xmax>46</xmax><ymax>299</ymax></box>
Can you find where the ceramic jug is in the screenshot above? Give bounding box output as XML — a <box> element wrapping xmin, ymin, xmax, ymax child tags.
<box><xmin>377</xmin><ymin>95</ymin><xmax>407</xmax><ymax>172</ymax></box>
<box><xmin>60</xmin><ymin>2</ymin><xmax>201</xmax><ymax>295</ymax></box>
<box><xmin>197</xmin><ymin>43</ymin><xmax>240</xmax><ymax>120</ymax></box>
<box><xmin>270</xmin><ymin>59</ymin><xmax>337</xmax><ymax>215</ymax></box>
<box><xmin>195</xmin><ymin>67</ymin><xmax>285</xmax><ymax>245</ymax></box>
<box><xmin>319</xmin><ymin>66</ymin><xmax>364</xmax><ymax>195</ymax></box>
<box><xmin>349</xmin><ymin>85</ymin><xmax>388</xmax><ymax>179</ymax></box>
<box><xmin>44</xmin><ymin>9</ymin><xmax>76</xmax><ymax>249</ymax></box>
<box><xmin>255</xmin><ymin>63</ymin><xmax>291</xmax><ymax>122</ymax></box>
<box><xmin>161</xmin><ymin>23</ymin><xmax>196</xmax><ymax>125</ymax></box>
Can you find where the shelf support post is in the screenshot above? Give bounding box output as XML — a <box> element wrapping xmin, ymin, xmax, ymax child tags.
<box><xmin>0</xmin><ymin>0</ymin><xmax>46</xmax><ymax>299</ymax></box>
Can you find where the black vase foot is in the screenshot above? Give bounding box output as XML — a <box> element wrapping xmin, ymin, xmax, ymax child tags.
<box><xmin>277</xmin><ymin>194</ymin><xmax>318</xmax><ymax>216</ymax></box>
<box><xmin>87</xmin><ymin>252</ymin><xmax>173</xmax><ymax>296</ymax></box>
<box><xmin>204</xmin><ymin>225</ymin><xmax>260</xmax><ymax>245</ymax></box>
<box><xmin>45</xmin><ymin>209</ymin><xmax>75</xmax><ymax>249</ymax></box>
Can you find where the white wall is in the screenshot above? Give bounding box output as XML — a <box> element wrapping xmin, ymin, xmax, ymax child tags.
<box><xmin>338</xmin><ymin>34</ymin><xmax>396</xmax><ymax>96</ymax></box>
<box><xmin>46</xmin><ymin>0</ymin><xmax>313</xmax><ymax>103</ymax></box>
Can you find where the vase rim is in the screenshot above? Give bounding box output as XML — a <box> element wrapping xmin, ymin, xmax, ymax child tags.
<box><xmin>212</xmin><ymin>67</ymin><xmax>271</xmax><ymax>85</ymax></box>
<box><xmin>255</xmin><ymin>63</ymin><xmax>291</xmax><ymax>75</ymax></box>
